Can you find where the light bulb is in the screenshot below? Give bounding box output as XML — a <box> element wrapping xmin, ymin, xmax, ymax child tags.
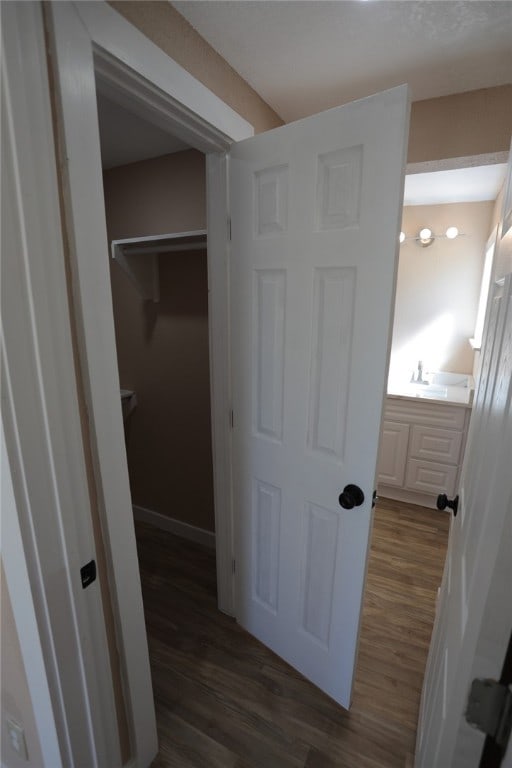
<box><xmin>419</xmin><ymin>228</ymin><xmax>432</xmax><ymax>241</ymax></box>
<box><xmin>399</xmin><ymin>231</ymin><xmax>405</xmax><ymax>243</ymax></box>
<box><xmin>446</xmin><ymin>226</ymin><xmax>459</xmax><ymax>240</ymax></box>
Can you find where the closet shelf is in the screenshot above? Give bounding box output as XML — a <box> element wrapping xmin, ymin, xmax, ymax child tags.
<box><xmin>111</xmin><ymin>229</ymin><xmax>207</xmax><ymax>302</ymax></box>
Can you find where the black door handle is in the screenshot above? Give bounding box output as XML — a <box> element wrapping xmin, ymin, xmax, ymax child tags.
<box><xmin>437</xmin><ymin>493</ymin><xmax>459</xmax><ymax>517</ymax></box>
<box><xmin>339</xmin><ymin>484</ymin><xmax>365</xmax><ymax>510</ymax></box>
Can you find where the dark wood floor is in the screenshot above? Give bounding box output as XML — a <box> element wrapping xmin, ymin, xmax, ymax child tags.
<box><xmin>137</xmin><ymin>498</ymin><xmax>449</xmax><ymax>768</ymax></box>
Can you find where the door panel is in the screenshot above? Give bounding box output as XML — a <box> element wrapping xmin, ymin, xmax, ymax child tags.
<box><xmin>230</xmin><ymin>86</ymin><xmax>409</xmax><ymax>707</ymax></box>
<box><xmin>405</xmin><ymin>458</ymin><xmax>457</xmax><ymax>496</ymax></box>
<box><xmin>378</xmin><ymin>421</ymin><xmax>410</xmax><ymax>486</ymax></box>
<box><xmin>409</xmin><ymin>425</ymin><xmax>463</xmax><ymax>465</ymax></box>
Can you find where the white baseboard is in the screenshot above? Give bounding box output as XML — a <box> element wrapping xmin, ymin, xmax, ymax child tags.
<box><xmin>378</xmin><ymin>486</ymin><xmax>443</xmax><ymax>511</ymax></box>
<box><xmin>133</xmin><ymin>505</ymin><xmax>216</xmax><ymax>549</ymax></box>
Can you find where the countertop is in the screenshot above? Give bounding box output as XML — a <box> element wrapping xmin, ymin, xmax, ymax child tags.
<box><xmin>386</xmin><ymin>382</ymin><xmax>474</xmax><ymax>408</ymax></box>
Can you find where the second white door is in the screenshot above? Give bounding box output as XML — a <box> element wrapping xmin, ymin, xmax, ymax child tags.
<box><xmin>230</xmin><ymin>85</ymin><xmax>410</xmax><ymax>708</ymax></box>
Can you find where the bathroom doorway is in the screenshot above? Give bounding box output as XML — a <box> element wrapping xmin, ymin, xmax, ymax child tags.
<box><xmin>376</xmin><ymin>160</ymin><xmax>507</xmax><ymax>509</ymax></box>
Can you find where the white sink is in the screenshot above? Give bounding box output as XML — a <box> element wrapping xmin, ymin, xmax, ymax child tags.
<box><xmin>413</xmin><ymin>383</ymin><xmax>448</xmax><ymax>397</ymax></box>
<box><xmin>429</xmin><ymin>372</ymin><xmax>472</xmax><ymax>388</ymax></box>
<box><xmin>398</xmin><ymin>383</ymin><xmax>449</xmax><ymax>399</ymax></box>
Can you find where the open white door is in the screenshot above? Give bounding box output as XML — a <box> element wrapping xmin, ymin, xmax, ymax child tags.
<box><xmin>230</xmin><ymin>86</ymin><xmax>409</xmax><ymax>708</ymax></box>
<box><xmin>416</xmin><ymin>146</ymin><xmax>512</xmax><ymax>767</ymax></box>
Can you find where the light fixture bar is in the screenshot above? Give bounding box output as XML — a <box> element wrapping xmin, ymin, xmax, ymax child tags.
<box><xmin>399</xmin><ymin>227</ymin><xmax>466</xmax><ymax>246</ymax></box>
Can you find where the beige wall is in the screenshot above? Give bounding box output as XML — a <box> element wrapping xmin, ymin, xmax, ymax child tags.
<box><xmin>408</xmin><ymin>85</ymin><xmax>512</xmax><ymax>164</ymax></box>
<box><xmin>389</xmin><ymin>200</ymin><xmax>493</xmax><ymax>382</ymax></box>
<box><xmin>1</xmin><ymin>562</ymin><xmax>44</xmax><ymax>768</ymax></box>
<box><xmin>104</xmin><ymin>149</ymin><xmax>215</xmax><ymax>531</ymax></box>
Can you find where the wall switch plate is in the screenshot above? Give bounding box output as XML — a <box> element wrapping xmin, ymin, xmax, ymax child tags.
<box><xmin>6</xmin><ymin>717</ymin><xmax>28</xmax><ymax>760</ymax></box>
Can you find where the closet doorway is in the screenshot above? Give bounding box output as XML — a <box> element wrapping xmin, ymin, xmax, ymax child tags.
<box><xmin>96</xmin><ymin>91</ymin><xmax>217</xmax><ymax>560</ymax></box>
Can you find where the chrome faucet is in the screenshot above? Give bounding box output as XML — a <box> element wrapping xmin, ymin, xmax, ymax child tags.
<box><xmin>415</xmin><ymin>360</ymin><xmax>428</xmax><ymax>385</ymax></box>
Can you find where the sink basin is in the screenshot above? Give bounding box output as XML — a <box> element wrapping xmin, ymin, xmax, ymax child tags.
<box><xmin>402</xmin><ymin>383</ymin><xmax>449</xmax><ymax>399</ymax></box>
<box><xmin>416</xmin><ymin>384</ymin><xmax>448</xmax><ymax>399</ymax></box>
<box><xmin>403</xmin><ymin>372</ymin><xmax>473</xmax><ymax>388</ymax></box>
<box><xmin>429</xmin><ymin>372</ymin><xmax>472</xmax><ymax>388</ymax></box>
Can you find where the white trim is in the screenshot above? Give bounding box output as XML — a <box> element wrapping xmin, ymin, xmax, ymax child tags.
<box><xmin>206</xmin><ymin>152</ymin><xmax>236</xmax><ymax>615</ymax></box>
<box><xmin>133</xmin><ymin>506</ymin><xmax>216</xmax><ymax>549</ymax></box>
<box><xmin>46</xmin><ymin>1</ymin><xmax>252</xmax><ymax>762</ymax></box>
<box><xmin>76</xmin><ymin>2</ymin><xmax>252</xmax><ymax>148</ymax></box>
<box><xmin>1</xmin><ymin>3</ymin><xmax>120</xmax><ymax>766</ymax></box>
<box><xmin>470</xmin><ymin>230</ymin><xmax>498</xmax><ymax>351</ymax></box>
<box><xmin>1</xmin><ymin>425</ymin><xmax>63</xmax><ymax>768</ymax></box>
<box><xmin>378</xmin><ymin>488</ymin><xmax>448</xmax><ymax>511</ymax></box>
<box><xmin>406</xmin><ymin>152</ymin><xmax>509</xmax><ymax>176</ymax></box>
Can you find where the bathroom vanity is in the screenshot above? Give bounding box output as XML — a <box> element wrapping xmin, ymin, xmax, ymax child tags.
<box><xmin>377</xmin><ymin>378</ymin><xmax>473</xmax><ymax>509</ymax></box>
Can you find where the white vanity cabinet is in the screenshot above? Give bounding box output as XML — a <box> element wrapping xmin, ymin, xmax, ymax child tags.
<box><xmin>377</xmin><ymin>396</ymin><xmax>472</xmax><ymax>508</ymax></box>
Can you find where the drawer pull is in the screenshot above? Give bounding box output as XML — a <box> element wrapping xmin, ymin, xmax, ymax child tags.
<box><xmin>437</xmin><ymin>493</ymin><xmax>459</xmax><ymax>516</ymax></box>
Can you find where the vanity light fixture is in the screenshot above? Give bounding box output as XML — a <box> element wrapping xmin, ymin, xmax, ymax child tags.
<box><xmin>398</xmin><ymin>226</ymin><xmax>464</xmax><ymax>248</ymax></box>
<box><xmin>418</xmin><ymin>227</ymin><xmax>434</xmax><ymax>247</ymax></box>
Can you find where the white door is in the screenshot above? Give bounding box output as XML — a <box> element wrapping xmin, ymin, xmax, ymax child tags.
<box><xmin>416</xmin><ymin>146</ymin><xmax>512</xmax><ymax>767</ymax></box>
<box><xmin>230</xmin><ymin>85</ymin><xmax>409</xmax><ymax>708</ymax></box>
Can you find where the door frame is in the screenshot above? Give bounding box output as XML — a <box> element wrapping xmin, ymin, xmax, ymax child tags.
<box><xmin>415</xmin><ymin>139</ymin><xmax>512</xmax><ymax>766</ymax></box>
<box><xmin>48</xmin><ymin>0</ymin><xmax>253</xmax><ymax>618</ymax></box>
<box><xmin>2</xmin><ymin>3</ymin><xmax>123</xmax><ymax>765</ymax></box>
<box><xmin>44</xmin><ymin>1</ymin><xmax>253</xmax><ymax>764</ymax></box>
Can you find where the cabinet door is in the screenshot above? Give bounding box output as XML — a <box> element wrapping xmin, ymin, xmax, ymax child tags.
<box><xmin>378</xmin><ymin>421</ymin><xmax>409</xmax><ymax>487</ymax></box>
<box><xmin>409</xmin><ymin>425</ymin><xmax>463</xmax><ymax>466</ymax></box>
<box><xmin>405</xmin><ymin>458</ymin><xmax>457</xmax><ymax>496</ymax></box>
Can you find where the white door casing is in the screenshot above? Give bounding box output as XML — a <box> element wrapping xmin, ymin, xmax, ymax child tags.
<box><xmin>1</xmin><ymin>3</ymin><xmax>121</xmax><ymax>765</ymax></box>
<box><xmin>230</xmin><ymin>86</ymin><xmax>410</xmax><ymax>707</ymax></box>
<box><xmin>416</xmin><ymin>144</ymin><xmax>512</xmax><ymax>767</ymax></box>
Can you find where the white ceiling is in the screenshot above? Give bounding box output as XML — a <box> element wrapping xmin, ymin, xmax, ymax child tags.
<box><xmin>96</xmin><ymin>92</ymin><xmax>189</xmax><ymax>170</ymax></box>
<box><xmin>172</xmin><ymin>0</ymin><xmax>512</xmax><ymax>123</ymax></box>
<box><xmin>404</xmin><ymin>164</ymin><xmax>507</xmax><ymax>206</ymax></box>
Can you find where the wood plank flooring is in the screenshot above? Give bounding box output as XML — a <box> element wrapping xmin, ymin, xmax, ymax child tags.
<box><xmin>137</xmin><ymin>498</ymin><xmax>449</xmax><ymax>768</ymax></box>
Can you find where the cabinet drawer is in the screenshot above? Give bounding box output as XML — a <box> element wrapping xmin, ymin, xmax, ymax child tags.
<box><xmin>409</xmin><ymin>425</ymin><xmax>463</xmax><ymax>465</ymax></box>
<box><xmin>384</xmin><ymin>399</ymin><xmax>466</xmax><ymax>430</ymax></box>
<box><xmin>378</xmin><ymin>421</ymin><xmax>409</xmax><ymax>487</ymax></box>
<box><xmin>405</xmin><ymin>458</ymin><xmax>457</xmax><ymax>496</ymax></box>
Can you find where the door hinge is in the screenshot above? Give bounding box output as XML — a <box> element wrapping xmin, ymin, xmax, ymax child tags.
<box><xmin>232</xmin><ymin>558</ymin><xmax>236</xmax><ymax>574</ymax></box>
<box><xmin>228</xmin><ymin>216</ymin><xmax>232</xmax><ymax>241</ymax></box>
<box><xmin>229</xmin><ymin>409</ymin><xmax>234</xmax><ymax>429</ymax></box>
<box><xmin>466</xmin><ymin>679</ymin><xmax>512</xmax><ymax>748</ymax></box>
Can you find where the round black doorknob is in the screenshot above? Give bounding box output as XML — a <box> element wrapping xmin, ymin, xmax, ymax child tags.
<box><xmin>339</xmin><ymin>484</ymin><xmax>365</xmax><ymax>510</ymax></box>
<box><xmin>437</xmin><ymin>493</ymin><xmax>459</xmax><ymax>517</ymax></box>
